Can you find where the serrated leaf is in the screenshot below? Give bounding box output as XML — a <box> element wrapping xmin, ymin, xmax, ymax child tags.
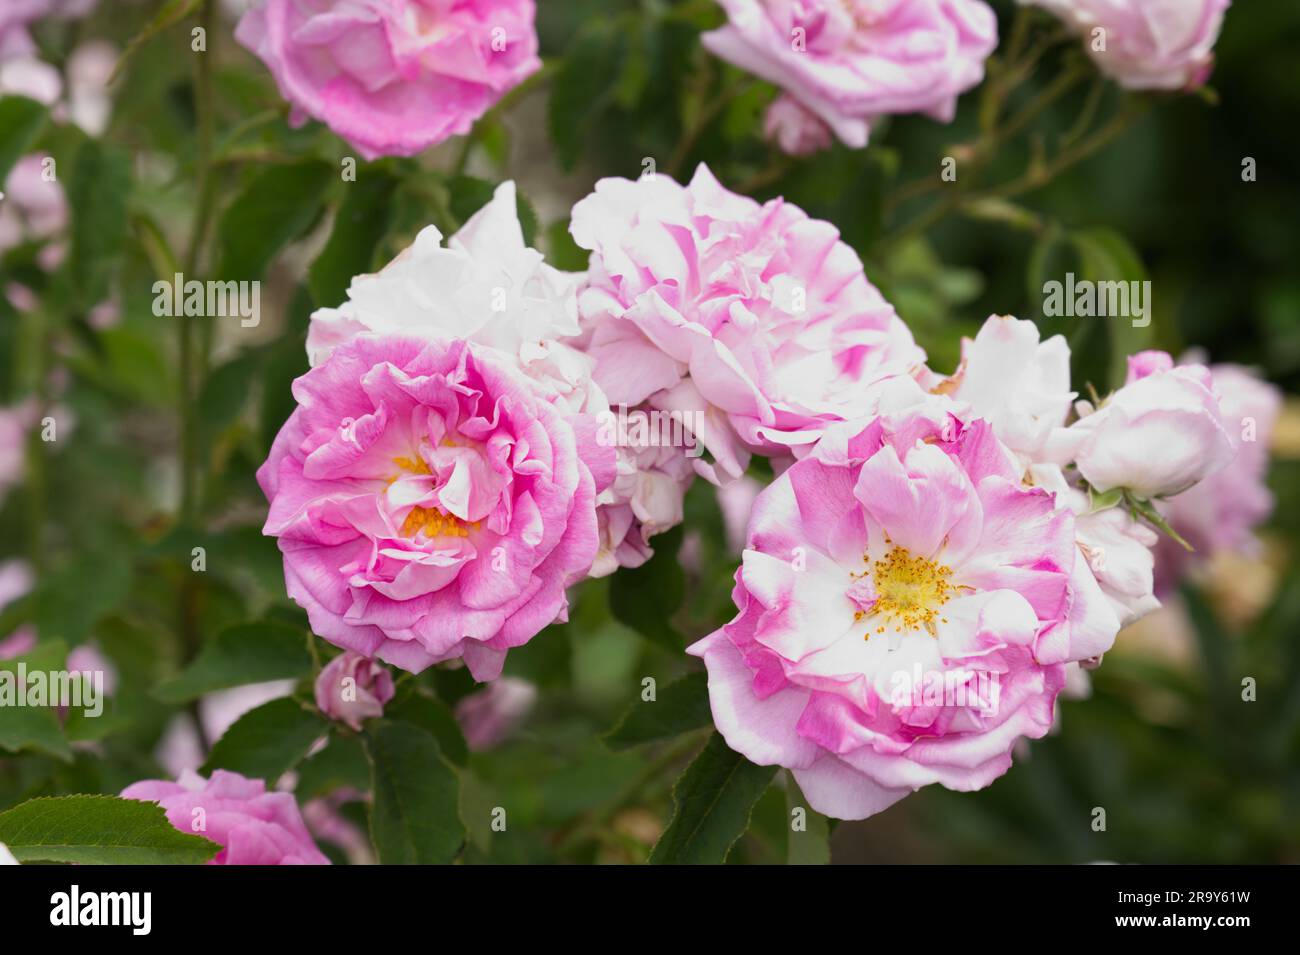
<box><xmin>0</xmin><ymin>795</ymin><xmax>220</xmax><ymax>865</ymax></box>
<box><xmin>308</xmin><ymin>166</ymin><xmax>399</xmax><ymax>307</ymax></box>
<box><xmin>215</xmin><ymin>159</ymin><xmax>334</xmax><ymax>282</ymax></box>
<box><xmin>153</xmin><ymin>621</ymin><xmax>312</xmax><ymax>703</ymax></box>
<box><xmin>649</xmin><ymin>732</ymin><xmax>777</xmax><ymax>864</ymax></box>
<box><xmin>604</xmin><ymin>671</ymin><xmax>711</xmax><ymax>750</ymax></box>
<box><xmin>364</xmin><ymin>721</ymin><xmax>464</xmax><ymax>864</ymax></box>
<box><xmin>202</xmin><ymin>697</ymin><xmax>327</xmax><ymax>781</ymax></box>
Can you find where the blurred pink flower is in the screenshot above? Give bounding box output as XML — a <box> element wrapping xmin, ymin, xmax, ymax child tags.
<box><xmin>122</xmin><ymin>769</ymin><xmax>330</xmax><ymax>865</ymax></box>
<box><xmin>763</xmin><ymin>93</ymin><xmax>833</xmax><ymax>156</ymax></box>
<box><xmin>454</xmin><ymin>676</ymin><xmax>536</xmax><ymax>750</ymax></box>
<box><xmin>703</xmin><ymin>0</ymin><xmax>997</xmax><ymax>148</ymax></box>
<box><xmin>235</xmin><ymin>0</ymin><xmax>541</xmax><ymax>160</ymax></box>
<box><xmin>1023</xmin><ymin>0</ymin><xmax>1229</xmax><ymax>91</ymax></box>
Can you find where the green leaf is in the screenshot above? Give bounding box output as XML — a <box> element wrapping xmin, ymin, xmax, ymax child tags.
<box><xmin>0</xmin><ymin>641</ymin><xmax>71</xmax><ymax>761</ymax></box>
<box><xmin>364</xmin><ymin>721</ymin><xmax>465</xmax><ymax>864</ymax></box>
<box><xmin>0</xmin><ymin>96</ymin><xmax>48</xmax><ymax>184</ymax></box>
<box><xmin>198</xmin><ymin>351</ymin><xmax>263</xmax><ymax>447</ymax></box>
<box><xmin>153</xmin><ymin>621</ymin><xmax>313</xmax><ymax>703</ymax></box>
<box><xmin>0</xmin><ymin>795</ymin><xmax>220</xmax><ymax>865</ymax></box>
<box><xmin>604</xmin><ymin>671</ymin><xmax>711</xmax><ymax>750</ymax></box>
<box><xmin>66</xmin><ymin>140</ymin><xmax>132</xmax><ymax>311</ymax></box>
<box><xmin>295</xmin><ymin>734</ymin><xmax>371</xmax><ymax>801</ymax></box>
<box><xmin>215</xmin><ymin>159</ymin><xmax>334</xmax><ymax>282</ymax></box>
<box><xmin>308</xmin><ymin>166</ymin><xmax>399</xmax><ymax>307</ymax></box>
<box><xmin>548</xmin><ymin>22</ymin><xmax>621</xmax><ymax>170</ymax></box>
<box><xmin>609</xmin><ymin>525</ymin><xmax>685</xmax><ymax>650</ymax></box>
<box><xmin>202</xmin><ymin>697</ymin><xmax>327</xmax><ymax>781</ymax></box>
<box><xmin>386</xmin><ymin>687</ymin><xmax>469</xmax><ymax>768</ymax></box>
<box><xmin>649</xmin><ymin>732</ymin><xmax>777</xmax><ymax>864</ymax></box>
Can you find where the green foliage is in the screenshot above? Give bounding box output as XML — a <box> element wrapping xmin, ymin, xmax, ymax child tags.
<box><xmin>365</xmin><ymin>721</ymin><xmax>465</xmax><ymax>864</ymax></box>
<box><xmin>0</xmin><ymin>795</ymin><xmax>220</xmax><ymax>864</ymax></box>
<box><xmin>153</xmin><ymin>621</ymin><xmax>313</xmax><ymax>703</ymax></box>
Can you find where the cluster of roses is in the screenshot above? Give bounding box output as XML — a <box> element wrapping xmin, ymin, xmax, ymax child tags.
<box><xmin>1</xmin><ymin>0</ymin><xmax>1258</xmax><ymax>863</ymax></box>
<box><xmin>249</xmin><ymin>153</ymin><xmax>1275</xmax><ymax>826</ymax></box>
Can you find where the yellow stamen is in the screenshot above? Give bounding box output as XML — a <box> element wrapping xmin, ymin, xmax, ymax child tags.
<box><xmin>858</xmin><ymin>545</ymin><xmax>959</xmax><ymax>639</ymax></box>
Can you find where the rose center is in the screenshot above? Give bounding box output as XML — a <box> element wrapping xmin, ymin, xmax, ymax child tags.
<box><xmin>389</xmin><ymin>455</ymin><xmax>478</xmax><ymax>540</ymax></box>
<box><xmin>852</xmin><ymin>545</ymin><xmax>957</xmax><ymax>637</ymax></box>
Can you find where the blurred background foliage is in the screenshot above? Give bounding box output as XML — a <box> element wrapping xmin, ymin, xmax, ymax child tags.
<box><xmin>0</xmin><ymin>0</ymin><xmax>1296</xmax><ymax>863</ymax></box>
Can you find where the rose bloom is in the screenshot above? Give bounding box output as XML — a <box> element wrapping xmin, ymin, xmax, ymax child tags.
<box><xmin>703</xmin><ymin>0</ymin><xmax>997</xmax><ymax>148</ymax></box>
<box><xmin>1022</xmin><ymin>0</ymin><xmax>1229</xmax><ymax>91</ymax></box>
<box><xmin>1055</xmin><ymin>350</ymin><xmax>1233</xmax><ymax>499</ymax></box>
<box><xmin>571</xmin><ymin>164</ymin><xmax>926</xmax><ymax>482</ymax></box>
<box><xmin>454</xmin><ymin>676</ymin><xmax>537</xmax><ymax>750</ymax></box>
<box><xmin>763</xmin><ymin>93</ymin><xmax>833</xmax><ymax>156</ymax></box>
<box><xmin>689</xmin><ymin>392</ymin><xmax>1119</xmax><ymax>819</ymax></box>
<box><xmin>314</xmin><ymin>650</ymin><xmax>396</xmax><ymax>730</ymax></box>
<box><xmin>235</xmin><ymin>0</ymin><xmax>541</xmax><ymax>159</ymax></box>
<box><xmin>1155</xmin><ymin>362</ymin><xmax>1281</xmax><ymax>590</ymax></box>
<box><xmin>258</xmin><ymin>336</ymin><xmax>614</xmax><ymax>680</ymax></box>
<box><xmin>122</xmin><ymin>770</ymin><xmax>329</xmax><ymax>865</ymax></box>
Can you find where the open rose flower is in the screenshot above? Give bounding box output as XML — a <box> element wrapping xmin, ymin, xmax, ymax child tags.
<box><xmin>235</xmin><ymin>0</ymin><xmax>541</xmax><ymax>160</ymax></box>
<box><xmin>571</xmin><ymin>164</ymin><xmax>926</xmax><ymax>481</ymax></box>
<box><xmin>703</xmin><ymin>0</ymin><xmax>997</xmax><ymax>148</ymax></box>
<box><xmin>689</xmin><ymin>403</ymin><xmax>1119</xmax><ymax>819</ymax></box>
<box><xmin>1023</xmin><ymin>0</ymin><xmax>1229</xmax><ymax>91</ymax></box>
<box><xmin>314</xmin><ymin>650</ymin><xmax>395</xmax><ymax>730</ymax></box>
<box><xmin>1054</xmin><ymin>350</ymin><xmax>1233</xmax><ymax>499</ymax></box>
<box><xmin>122</xmin><ymin>770</ymin><xmax>329</xmax><ymax>865</ymax></box>
<box><xmin>258</xmin><ymin>336</ymin><xmax>614</xmax><ymax>680</ymax></box>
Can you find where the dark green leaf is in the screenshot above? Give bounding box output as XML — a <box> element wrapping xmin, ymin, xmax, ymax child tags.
<box><xmin>202</xmin><ymin>697</ymin><xmax>327</xmax><ymax>781</ymax></box>
<box><xmin>153</xmin><ymin>621</ymin><xmax>312</xmax><ymax>703</ymax></box>
<box><xmin>649</xmin><ymin>732</ymin><xmax>777</xmax><ymax>864</ymax></box>
<box><xmin>0</xmin><ymin>795</ymin><xmax>220</xmax><ymax>864</ymax></box>
<box><xmin>0</xmin><ymin>96</ymin><xmax>48</xmax><ymax>183</ymax></box>
<box><xmin>0</xmin><ymin>641</ymin><xmax>71</xmax><ymax>761</ymax></box>
<box><xmin>386</xmin><ymin>687</ymin><xmax>469</xmax><ymax>768</ymax></box>
<box><xmin>67</xmin><ymin>140</ymin><xmax>132</xmax><ymax>311</ymax></box>
<box><xmin>365</xmin><ymin>721</ymin><xmax>464</xmax><ymax>864</ymax></box>
<box><xmin>308</xmin><ymin>166</ymin><xmax>399</xmax><ymax>307</ymax></box>
<box><xmin>604</xmin><ymin>671</ymin><xmax>711</xmax><ymax>750</ymax></box>
<box><xmin>215</xmin><ymin>160</ymin><xmax>334</xmax><ymax>281</ymax></box>
<box><xmin>609</xmin><ymin>525</ymin><xmax>685</xmax><ymax>650</ymax></box>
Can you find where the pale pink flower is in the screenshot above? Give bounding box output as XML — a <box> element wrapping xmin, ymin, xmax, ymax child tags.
<box><xmin>235</xmin><ymin>0</ymin><xmax>541</xmax><ymax>160</ymax></box>
<box><xmin>1156</xmin><ymin>362</ymin><xmax>1281</xmax><ymax>590</ymax></box>
<box><xmin>763</xmin><ymin>93</ymin><xmax>833</xmax><ymax>156</ymax></box>
<box><xmin>454</xmin><ymin>676</ymin><xmax>536</xmax><ymax>750</ymax></box>
<box><xmin>1054</xmin><ymin>351</ymin><xmax>1233</xmax><ymax>499</ymax></box>
<box><xmin>689</xmin><ymin>407</ymin><xmax>1118</xmax><ymax>819</ymax></box>
<box><xmin>122</xmin><ymin>769</ymin><xmax>330</xmax><ymax>865</ymax></box>
<box><xmin>258</xmin><ymin>336</ymin><xmax>615</xmax><ymax>680</ymax></box>
<box><xmin>570</xmin><ymin>164</ymin><xmax>926</xmax><ymax>481</ymax></box>
<box><xmin>0</xmin><ymin>1</ymin><xmax>97</xmax><ymax>60</ymax></box>
<box><xmin>313</xmin><ymin>650</ymin><xmax>395</xmax><ymax>730</ymax></box>
<box><xmin>1023</xmin><ymin>0</ymin><xmax>1229</xmax><ymax>91</ymax></box>
<box><xmin>703</xmin><ymin>0</ymin><xmax>997</xmax><ymax>148</ymax></box>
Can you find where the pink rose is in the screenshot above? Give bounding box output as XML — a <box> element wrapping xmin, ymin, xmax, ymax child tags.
<box><xmin>1023</xmin><ymin>0</ymin><xmax>1229</xmax><ymax>91</ymax></box>
<box><xmin>703</xmin><ymin>0</ymin><xmax>997</xmax><ymax>148</ymax></box>
<box><xmin>258</xmin><ymin>336</ymin><xmax>615</xmax><ymax>680</ymax></box>
<box><xmin>122</xmin><ymin>769</ymin><xmax>330</xmax><ymax>865</ymax></box>
<box><xmin>763</xmin><ymin>93</ymin><xmax>833</xmax><ymax>156</ymax></box>
<box><xmin>0</xmin><ymin>0</ymin><xmax>96</xmax><ymax>59</ymax></box>
<box><xmin>1156</xmin><ymin>363</ymin><xmax>1281</xmax><ymax>589</ymax></box>
<box><xmin>235</xmin><ymin>0</ymin><xmax>541</xmax><ymax>160</ymax></box>
<box><xmin>571</xmin><ymin>164</ymin><xmax>926</xmax><ymax>481</ymax></box>
<box><xmin>454</xmin><ymin>676</ymin><xmax>536</xmax><ymax>750</ymax></box>
<box><xmin>1057</xmin><ymin>351</ymin><xmax>1233</xmax><ymax>498</ymax></box>
<box><xmin>689</xmin><ymin>407</ymin><xmax>1118</xmax><ymax>819</ymax></box>
<box><xmin>314</xmin><ymin>650</ymin><xmax>395</xmax><ymax>730</ymax></box>
<box><xmin>0</xmin><ymin>155</ymin><xmax>67</xmax><ymax>261</ymax></box>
